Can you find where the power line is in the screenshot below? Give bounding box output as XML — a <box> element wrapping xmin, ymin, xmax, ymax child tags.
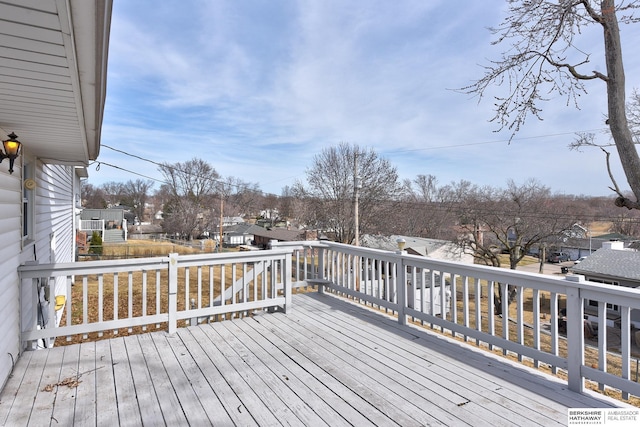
<box><xmin>371</xmin><ymin>198</ymin><xmax>640</xmax><ymax>225</ymax></box>
<box><xmin>384</xmin><ymin>128</ymin><xmax>609</xmax><ymax>154</ymax></box>
<box><xmin>90</xmin><ymin>158</ymin><xmax>640</xmax><ymax>226</ymax></box>
<box><xmin>90</xmin><ymin>161</ymin><xmax>165</xmax><ymax>183</ymax></box>
<box><xmin>101</xmin><ymin>144</ymin><xmax>258</xmax><ymax>192</ymax></box>
<box><xmin>99</xmin><ymin>126</ymin><xmax>612</xmax><ymax>197</ymax></box>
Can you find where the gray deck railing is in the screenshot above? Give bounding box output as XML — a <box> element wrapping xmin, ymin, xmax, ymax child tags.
<box><xmin>19</xmin><ymin>240</ymin><xmax>640</xmax><ymax>401</ymax></box>
<box><xmin>272</xmin><ymin>240</ymin><xmax>640</xmax><ymax>401</ymax></box>
<box><xmin>78</xmin><ymin>219</ymin><xmax>105</xmax><ymax>235</ymax></box>
<box><xmin>19</xmin><ymin>249</ymin><xmax>293</xmax><ymax>346</ymax></box>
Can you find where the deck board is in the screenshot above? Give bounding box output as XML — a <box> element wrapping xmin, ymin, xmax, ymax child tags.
<box><xmin>173</xmin><ymin>328</ymin><xmax>254</xmax><ymax>426</ymax></box>
<box><xmin>0</xmin><ymin>292</ymin><xmax>630</xmax><ymax>427</ymax></box>
<box><xmin>215</xmin><ymin>321</ymin><xmax>337</xmax><ymax>426</ymax></box>
<box><xmin>284</xmin><ymin>298</ymin><xmax>508</xmax><ymax>426</ymax></box>
<box><xmin>93</xmin><ymin>339</ymin><xmax>118</xmax><ymax>425</ymax></box>
<box><xmin>233</xmin><ymin>316</ymin><xmax>390</xmax><ymax>426</ymax></box>
<box><xmin>164</xmin><ymin>329</ymin><xmax>235</xmax><ymax>426</ymax></box>
<box><xmin>0</xmin><ymin>350</ymin><xmax>32</xmax><ymax>425</ymax></box>
<box><xmin>5</xmin><ymin>347</ymin><xmax>51</xmax><ymax>427</ymax></box>
<box><xmin>187</xmin><ymin>326</ymin><xmax>282</xmax><ymax>426</ymax></box>
<box><xmin>74</xmin><ymin>341</ymin><xmax>97</xmax><ymax>426</ymax></box>
<box><xmin>121</xmin><ymin>334</ymin><xmax>165</xmax><ymax>426</ymax></box>
<box><xmin>49</xmin><ymin>344</ymin><xmax>80</xmax><ymax>426</ymax></box>
<box><xmin>260</xmin><ymin>308</ymin><xmax>447</xmax><ymax>426</ymax></box>
<box><xmin>292</xmin><ymin>294</ymin><xmax>565</xmax><ymax>425</ymax></box>
<box><xmin>298</xmin><ymin>298</ymin><xmax>564</xmax><ymax>425</ymax></box>
<box><xmin>110</xmin><ymin>337</ymin><xmax>143</xmax><ymax>426</ymax></box>
<box><xmin>228</xmin><ymin>319</ymin><xmax>374</xmax><ymax>427</ymax></box>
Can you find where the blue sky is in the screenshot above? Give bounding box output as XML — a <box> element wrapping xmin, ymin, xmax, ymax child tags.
<box><xmin>92</xmin><ymin>0</ymin><xmax>640</xmax><ymax>197</ymax></box>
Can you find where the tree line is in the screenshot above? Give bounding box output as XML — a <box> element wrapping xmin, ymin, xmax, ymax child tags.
<box><xmin>83</xmin><ymin>143</ymin><xmax>640</xmax><ymax>248</ymax></box>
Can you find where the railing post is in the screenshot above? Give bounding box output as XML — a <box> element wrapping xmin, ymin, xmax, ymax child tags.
<box><xmin>317</xmin><ymin>247</ymin><xmax>326</xmax><ymax>294</ymax></box>
<box><xmin>283</xmin><ymin>252</ymin><xmax>292</xmax><ymax>313</ymax></box>
<box><xmin>168</xmin><ymin>253</ymin><xmax>178</xmax><ymax>334</ymax></box>
<box><xmin>565</xmin><ymin>278</ymin><xmax>584</xmax><ymax>393</ymax></box>
<box><xmin>396</xmin><ymin>252</ymin><xmax>407</xmax><ymax>326</ymax></box>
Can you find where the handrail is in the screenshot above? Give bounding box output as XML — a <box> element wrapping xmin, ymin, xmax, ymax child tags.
<box><xmin>20</xmin><ymin>239</ymin><xmax>640</xmax><ymax>401</ymax></box>
<box><xmin>272</xmin><ymin>240</ymin><xmax>640</xmax><ymax>401</ymax></box>
<box><xmin>20</xmin><ymin>250</ymin><xmax>293</xmax><ymax>347</ymax></box>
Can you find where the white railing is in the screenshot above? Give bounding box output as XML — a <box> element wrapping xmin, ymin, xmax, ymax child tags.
<box><xmin>272</xmin><ymin>240</ymin><xmax>640</xmax><ymax>401</ymax></box>
<box><xmin>79</xmin><ymin>219</ymin><xmax>105</xmax><ymax>234</ymax></box>
<box><xmin>19</xmin><ymin>239</ymin><xmax>640</xmax><ymax>401</ymax></box>
<box><xmin>19</xmin><ymin>249</ymin><xmax>293</xmax><ymax>345</ymax></box>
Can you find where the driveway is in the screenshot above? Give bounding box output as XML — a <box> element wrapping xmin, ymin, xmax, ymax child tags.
<box><xmin>517</xmin><ymin>259</ymin><xmax>573</xmax><ymax>276</ymax></box>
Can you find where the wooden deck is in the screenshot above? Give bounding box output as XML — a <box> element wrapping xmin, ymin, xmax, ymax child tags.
<box><xmin>0</xmin><ymin>292</ymin><xmax>627</xmax><ymax>426</ymax></box>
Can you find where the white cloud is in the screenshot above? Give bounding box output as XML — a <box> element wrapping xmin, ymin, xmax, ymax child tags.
<box><xmin>92</xmin><ymin>0</ymin><xmax>640</xmax><ymax>197</ymax></box>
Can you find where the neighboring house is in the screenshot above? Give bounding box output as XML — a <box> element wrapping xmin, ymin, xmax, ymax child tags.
<box><xmin>360</xmin><ymin>234</ymin><xmax>469</xmax><ymax>316</ymax></box>
<box><xmin>541</xmin><ymin>231</ymin><xmax>636</xmax><ymax>261</ymax></box>
<box><xmin>223</xmin><ymin>223</ymin><xmax>264</xmax><ymax>247</ymax></box>
<box><xmin>572</xmin><ymin>241</ymin><xmax>640</xmax><ymax>328</ymax></box>
<box><xmin>222</xmin><ymin>216</ymin><xmax>245</xmax><ymax>227</ymax></box>
<box><xmin>128</xmin><ymin>223</ymin><xmax>165</xmax><ymax>240</ymax></box>
<box><xmin>360</xmin><ymin>234</ymin><xmax>474</xmax><ymax>264</ymax></box>
<box><xmin>252</xmin><ymin>228</ymin><xmax>318</xmax><ymax>249</ymax></box>
<box><xmin>0</xmin><ymin>0</ymin><xmax>111</xmax><ymax>390</ymax></box>
<box><xmin>80</xmin><ymin>207</ymin><xmax>134</xmax><ymax>243</ymax></box>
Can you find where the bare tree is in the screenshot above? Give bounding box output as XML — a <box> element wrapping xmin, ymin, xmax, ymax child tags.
<box><xmin>220</xmin><ymin>177</ymin><xmax>261</xmax><ymax>218</ymax></box>
<box><xmin>81</xmin><ymin>182</ymin><xmax>107</xmax><ymax>209</ymax></box>
<box><xmin>159</xmin><ymin>158</ymin><xmax>219</xmax><ymax>203</ymax></box>
<box><xmin>161</xmin><ymin>197</ymin><xmax>203</xmax><ymax>239</ymax></box>
<box><xmin>302</xmin><ymin>143</ymin><xmax>401</xmax><ymax>243</ymax></box>
<box><xmin>396</xmin><ymin>175</ymin><xmax>458</xmax><ymax>239</ymax></box>
<box><xmin>158</xmin><ymin>158</ymin><xmax>220</xmax><ymax>239</ymax></box>
<box><xmin>609</xmin><ymin>210</ymin><xmax>640</xmax><ymax>236</ymax></box>
<box><xmin>457</xmin><ymin>179</ymin><xmax>578</xmax><ymax>313</ymax></box>
<box><xmin>464</xmin><ymin>0</ymin><xmax>640</xmax><ymax>209</ymax></box>
<box><xmin>121</xmin><ymin>179</ymin><xmax>154</xmax><ymax>221</ymax></box>
<box><xmin>100</xmin><ymin>181</ymin><xmax>125</xmax><ymax>207</ymax></box>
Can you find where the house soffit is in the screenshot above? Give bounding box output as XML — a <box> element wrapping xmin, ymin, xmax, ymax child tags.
<box><xmin>0</xmin><ymin>0</ymin><xmax>112</xmax><ymax>165</ymax></box>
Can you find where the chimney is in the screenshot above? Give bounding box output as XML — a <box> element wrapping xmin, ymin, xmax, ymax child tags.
<box><xmin>602</xmin><ymin>240</ymin><xmax>624</xmax><ymax>250</ymax></box>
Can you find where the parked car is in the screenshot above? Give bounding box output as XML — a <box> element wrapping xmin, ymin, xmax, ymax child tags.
<box><xmin>574</xmin><ymin>256</ymin><xmax>588</xmax><ymax>265</ymax></box>
<box><xmin>547</xmin><ymin>251</ymin><xmax>570</xmax><ymax>263</ymax></box>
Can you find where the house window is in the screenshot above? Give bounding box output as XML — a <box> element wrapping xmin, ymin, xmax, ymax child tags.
<box><xmin>587</xmin><ymin>278</ymin><xmax>620</xmax><ymax>312</ymax></box>
<box><xmin>23</xmin><ymin>163</ymin><xmax>35</xmax><ymax>242</ymax></box>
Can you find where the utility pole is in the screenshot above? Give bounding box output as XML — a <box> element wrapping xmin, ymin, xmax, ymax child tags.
<box><xmin>354</xmin><ymin>153</ymin><xmax>361</xmax><ymax>246</ymax></box>
<box><xmin>219</xmin><ymin>198</ymin><xmax>223</xmax><ymax>253</ymax></box>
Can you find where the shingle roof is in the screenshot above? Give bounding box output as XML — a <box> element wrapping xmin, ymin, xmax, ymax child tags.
<box><xmin>252</xmin><ymin>227</ymin><xmax>304</xmax><ymax>241</ymax></box>
<box><xmin>572</xmin><ymin>249</ymin><xmax>640</xmax><ymax>283</ymax></box>
<box><xmin>360</xmin><ymin>234</ymin><xmax>447</xmax><ymax>255</ymax></box>
<box><xmin>224</xmin><ymin>223</ymin><xmax>263</xmax><ymax>235</ymax></box>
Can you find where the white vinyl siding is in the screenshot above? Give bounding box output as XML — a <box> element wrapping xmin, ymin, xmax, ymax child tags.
<box><xmin>33</xmin><ymin>163</ymin><xmax>75</xmax><ymax>324</ymax></box>
<box><xmin>0</xmin><ymin>173</ymin><xmax>23</xmax><ymax>390</ymax></box>
<box><xmin>1</xmin><ymin>160</ymin><xmax>77</xmax><ymax>389</ymax></box>
<box><xmin>35</xmin><ymin>164</ymin><xmax>74</xmax><ymax>265</ymax></box>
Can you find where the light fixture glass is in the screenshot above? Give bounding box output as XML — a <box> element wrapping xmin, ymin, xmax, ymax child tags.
<box><xmin>1</xmin><ymin>132</ymin><xmax>22</xmax><ymax>174</ymax></box>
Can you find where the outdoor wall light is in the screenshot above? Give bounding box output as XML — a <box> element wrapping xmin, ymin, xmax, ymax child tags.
<box><xmin>1</xmin><ymin>132</ymin><xmax>22</xmax><ymax>174</ymax></box>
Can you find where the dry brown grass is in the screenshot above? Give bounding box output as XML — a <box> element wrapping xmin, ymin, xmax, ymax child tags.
<box><xmin>100</xmin><ymin>239</ymin><xmax>218</xmax><ymax>258</ymax></box>
<box><xmin>59</xmin><ymin>244</ymin><xmax>285</xmax><ymax>345</ymax></box>
<box><xmin>589</xmin><ymin>221</ymin><xmax>613</xmax><ymax>236</ymax></box>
